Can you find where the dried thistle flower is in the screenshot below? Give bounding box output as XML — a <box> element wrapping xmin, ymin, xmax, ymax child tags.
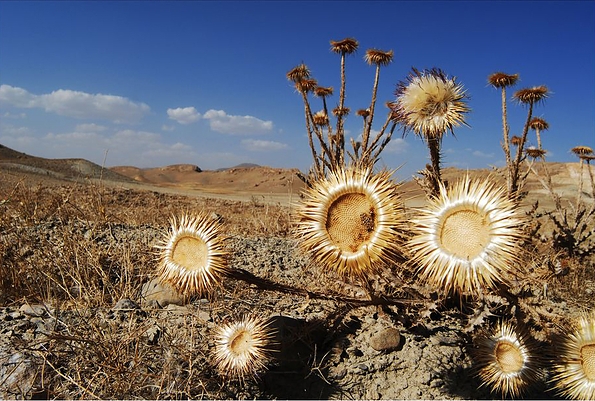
<box><xmin>364</xmin><ymin>49</ymin><xmax>394</xmax><ymax>66</ymax></box>
<box><xmin>407</xmin><ymin>176</ymin><xmax>525</xmax><ymax>296</ymax></box>
<box><xmin>488</xmin><ymin>72</ymin><xmax>519</xmax><ymax>89</ymax></box>
<box><xmin>295</xmin><ymin>167</ymin><xmax>404</xmax><ymax>280</ymax></box>
<box><xmin>332</xmin><ymin>106</ymin><xmax>350</xmax><ymax>118</ymax></box>
<box><xmin>511</xmin><ymin>136</ymin><xmax>523</xmax><ymax>147</ymax></box>
<box><xmin>513</xmin><ymin>85</ymin><xmax>549</xmax><ymax>105</ymax></box>
<box><xmin>551</xmin><ymin>312</ymin><xmax>595</xmax><ymax>400</ymax></box>
<box><xmin>286</xmin><ymin>63</ymin><xmax>310</xmax><ymax>83</ymax></box>
<box><xmin>155</xmin><ymin>213</ymin><xmax>229</xmax><ymax>296</ymax></box>
<box><xmin>330</xmin><ymin>37</ymin><xmax>359</xmax><ymax>54</ymax></box>
<box><xmin>296</xmin><ymin>78</ymin><xmax>318</xmax><ymax>94</ymax></box>
<box><xmin>529</xmin><ymin>116</ymin><xmax>549</xmax><ymax>131</ymax></box>
<box><xmin>572</xmin><ymin>145</ymin><xmax>594</xmax><ymax>156</ymax></box>
<box><xmin>356</xmin><ymin>108</ymin><xmax>370</xmax><ymax>118</ymax></box>
<box><xmin>312</xmin><ymin>111</ymin><xmax>329</xmax><ymax>126</ymax></box>
<box><xmin>474</xmin><ymin>321</ymin><xmax>542</xmax><ymax>398</ymax></box>
<box><xmin>392</xmin><ymin>67</ymin><xmax>470</xmax><ymax>139</ymax></box>
<box><xmin>314</xmin><ymin>86</ymin><xmax>334</xmax><ymax>98</ymax></box>
<box><xmin>525</xmin><ymin>147</ymin><xmax>547</xmax><ymax>159</ymax></box>
<box><xmin>212</xmin><ymin>315</ymin><xmax>275</xmax><ymax>380</ymax></box>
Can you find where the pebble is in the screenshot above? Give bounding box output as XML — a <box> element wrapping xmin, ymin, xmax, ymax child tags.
<box><xmin>19</xmin><ymin>303</ymin><xmax>47</xmax><ymax>317</ymax></box>
<box><xmin>140</xmin><ymin>279</ymin><xmax>186</xmax><ymax>308</ymax></box>
<box><xmin>369</xmin><ymin>327</ymin><xmax>402</xmax><ymax>352</ymax></box>
<box><xmin>113</xmin><ymin>298</ymin><xmax>139</xmax><ymax>311</ymax></box>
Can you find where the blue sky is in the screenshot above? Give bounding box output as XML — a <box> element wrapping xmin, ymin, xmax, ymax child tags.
<box><xmin>1</xmin><ymin>1</ymin><xmax>594</xmax><ymax>180</ymax></box>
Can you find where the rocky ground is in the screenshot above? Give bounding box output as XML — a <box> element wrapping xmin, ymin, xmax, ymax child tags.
<box><xmin>1</xmin><ymin>149</ymin><xmax>594</xmax><ymax>399</ymax></box>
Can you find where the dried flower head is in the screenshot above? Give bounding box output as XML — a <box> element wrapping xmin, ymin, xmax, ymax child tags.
<box><xmin>513</xmin><ymin>85</ymin><xmax>549</xmax><ymax>105</ymax></box>
<box><xmin>525</xmin><ymin>147</ymin><xmax>547</xmax><ymax>159</ymax></box>
<box><xmin>155</xmin><ymin>213</ymin><xmax>229</xmax><ymax>296</ymax></box>
<box><xmin>511</xmin><ymin>135</ymin><xmax>523</xmax><ymax>147</ymax></box>
<box><xmin>330</xmin><ymin>38</ymin><xmax>359</xmax><ymax>54</ymax></box>
<box><xmin>572</xmin><ymin>145</ymin><xmax>594</xmax><ymax>156</ymax></box>
<box><xmin>314</xmin><ymin>86</ymin><xmax>334</xmax><ymax>98</ymax></box>
<box><xmin>332</xmin><ymin>106</ymin><xmax>350</xmax><ymax>118</ymax></box>
<box><xmin>313</xmin><ymin>111</ymin><xmax>329</xmax><ymax>127</ymax></box>
<box><xmin>474</xmin><ymin>321</ymin><xmax>542</xmax><ymax>398</ymax></box>
<box><xmin>286</xmin><ymin>63</ymin><xmax>310</xmax><ymax>83</ymax></box>
<box><xmin>295</xmin><ymin>167</ymin><xmax>404</xmax><ymax>280</ymax></box>
<box><xmin>212</xmin><ymin>315</ymin><xmax>275</xmax><ymax>380</ymax></box>
<box><xmin>551</xmin><ymin>312</ymin><xmax>595</xmax><ymax>400</ymax></box>
<box><xmin>392</xmin><ymin>67</ymin><xmax>470</xmax><ymax>139</ymax></box>
<box><xmin>296</xmin><ymin>78</ymin><xmax>318</xmax><ymax>94</ymax></box>
<box><xmin>529</xmin><ymin>117</ymin><xmax>549</xmax><ymax>131</ymax></box>
<box><xmin>488</xmin><ymin>72</ymin><xmax>519</xmax><ymax>89</ymax></box>
<box><xmin>407</xmin><ymin>176</ymin><xmax>525</xmax><ymax>296</ymax></box>
<box><xmin>364</xmin><ymin>49</ymin><xmax>394</xmax><ymax>66</ymax></box>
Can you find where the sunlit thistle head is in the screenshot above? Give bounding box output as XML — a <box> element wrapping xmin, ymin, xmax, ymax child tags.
<box><xmin>511</xmin><ymin>135</ymin><xmax>523</xmax><ymax>147</ymax></box>
<box><xmin>488</xmin><ymin>72</ymin><xmax>519</xmax><ymax>89</ymax></box>
<box><xmin>364</xmin><ymin>49</ymin><xmax>393</xmax><ymax>66</ymax></box>
<box><xmin>551</xmin><ymin>312</ymin><xmax>595</xmax><ymax>400</ymax></box>
<box><xmin>295</xmin><ymin>167</ymin><xmax>404</xmax><ymax>280</ymax></box>
<box><xmin>155</xmin><ymin>213</ymin><xmax>229</xmax><ymax>296</ymax></box>
<box><xmin>392</xmin><ymin>67</ymin><xmax>470</xmax><ymax>139</ymax></box>
<box><xmin>407</xmin><ymin>176</ymin><xmax>525</xmax><ymax>296</ymax></box>
<box><xmin>314</xmin><ymin>86</ymin><xmax>334</xmax><ymax>98</ymax></box>
<box><xmin>286</xmin><ymin>63</ymin><xmax>311</xmax><ymax>83</ymax></box>
<box><xmin>474</xmin><ymin>321</ymin><xmax>542</xmax><ymax>398</ymax></box>
<box><xmin>212</xmin><ymin>315</ymin><xmax>275</xmax><ymax>380</ymax></box>
<box><xmin>513</xmin><ymin>85</ymin><xmax>549</xmax><ymax>105</ymax></box>
<box><xmin>572</xmin><ymin>146</ymin><xmax>594</xmax><ymax>157</ymax></box>
<box><xmin>330</xmin><ymin>37</ymin><xmax>359</xmax><ymax>54</ymax></box>
<box><xmin>529</xmin><ymin>116</ymin><xmax>549</xmax><ymax>131</ymax></box>
<box><xmin>526</xmin><ymin>147</ymin><xmax>547</xmax><ymax>159</ymax></box>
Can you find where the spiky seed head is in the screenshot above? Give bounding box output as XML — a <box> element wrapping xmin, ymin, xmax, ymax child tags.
<box><xmin>572</xmin><ymin>145</ymin><xmax>594</xmax><ymax>156</ymax></box>
<box><xmin>357</xmin><ymin>108</ymin><xmax>370</xmax><ymax>118</ymax></box>
<box><xmin>296</xmin><ymin>78</ymin><xmax>318</xmax><ymax>94</ymax></box>
<box><xmin>314</xmin><ymin>86</ymin><xmax>334</xmax><ymax>98</ymax></box>
<box><xmin>582</xmin><ymin>154</ymin><xmax>595</xmax><ymax>163</ymax></box>
<box><xmin>155</xmin><ymin>213</ymin><xmax>229</xmax><ymax>296</ymax></box>
<box><xmin>513</xmin><ymin>85</ymin><xmax>549</xmax><ymax>105</ymax></box>
<box><xmin>525</xmin><ymin>147</ymin><xmax>547</xmax><ymax>159</ymax></box>
<box><xmin>392</xmin><ymin>67</ymin><xmax>470</xmax><ymax>140</ymax></box>
<box><xmin>551</xmin><ymin>312</ymin><xmax>595</xmax><ymax>400</ymax></box>
<box><xmin>407</xmin><ymin>176</ymin><xmax>525</xmax><ymax>296</ymax></box>
<box><xmin>364</xmin><ymin>49</ymin><xmax>394</xmax><ymax>66</ymax></box>
<box><xmin>529</xmin><ymin>116</ymin><xmax>549</xmax><ymax>131</ymax></box>
<box><xmin>313</xmin><ymin>111</ymin><xmax>329</xmax><ymax>127</ymax></box>
<box><xmin>286</xmin><ymin>63</ymin><xmax>310</xmax><ymax>83</ymax></box>
<box><xmin>332</xmin><ymin>106</ymin><xmax>350</xmax><ymax>117</ymax></box>
<box><xmin>488</xmin><ymin>72</ymin><xmax>520</xmax><ymax>89</ymax></box>
<box><xmin>212</xmin><ymin>315</ymin><xmax>275</xmax><ymax>380</ymax></box>
<box><xmin>330</xmin><ymin>38</ymin><xmax>359</xmax><ymax>54</ymax></box>
<box><xmin>295</xmin><ymin>167</ymin><xmax>404</xmax><ymax>280</ymax></box>
<box><xmin>474</xmin><ymin>321</ymin><xmax>542</xmax><ymax>398</ymax></box>
<box><xmin>511</xmin><ymin>135</ymin><xmax>523</xmax><ymax>146</ymax></box>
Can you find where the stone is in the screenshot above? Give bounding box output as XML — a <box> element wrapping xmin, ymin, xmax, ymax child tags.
<box><xmin>19</xmin><ymin>304</ymin><xmax>47</xmax><ymax>317</ymax></box>
<box><xmin>140</xmin><ymin>279</ymin><xmax>186</xmax><ymax>308</ymax></box>
<box><xmin>113</xmin><ymin>298</ymin><xmax>139</xmax><ymax>311</ymax></box>
<box><xmin>0</xmin><ymin>352</ymin><xmax>37</xmax><ymax>399</ymax></box>
<box><xmin>369</xmin><ymin>327</ymin><xmax>403</xmax><ymax>352</ymax></box>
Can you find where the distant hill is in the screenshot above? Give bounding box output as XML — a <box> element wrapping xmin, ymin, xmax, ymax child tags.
<box><xmin>0</xmin><ymin>143</ymin><xmax>134</xmax><ymax>183</ymax></box>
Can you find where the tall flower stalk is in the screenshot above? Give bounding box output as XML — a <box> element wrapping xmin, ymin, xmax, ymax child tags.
<box><xmin>509</xmin><ymin>85</ymin><xmax>549</xmax><ymax>199</ymax></box>
<box><xmin>391</xmin><ymin>68</ymin><xmax>470</xmax><ymax>197</ymax></box>
<box><xmin>488</xmin><ymin>72</ymin><xmax>519</xmax><ymax>196</ymax></box>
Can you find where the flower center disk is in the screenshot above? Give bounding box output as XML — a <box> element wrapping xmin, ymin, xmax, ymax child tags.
<box><xmin>172</xmin><ymin>236</ymin><xmax>208</xmax><ymax>270</ymax></box>
<box><xmin>230</xmin><ymin>330</ymin><xmax>253</xmax><ymax>356</ymax></box>
<box><xmin>581</xmin><ymin>343</ymin><xmax>595</xmax><ymax>380</ymax></box>
<box><xmin>440</xmin><ymin>209</ymin><xmax>490</xmax><ymax>259</ymax></box>
<box><xmin>495</xmin><ymin>341</ymin><xmax>524</xmax><ymax>374</ymax></box>
<box><xmin>326</xmin><ymin>193</ymin><xmax>376</xmax><ymax>253</ymax></box>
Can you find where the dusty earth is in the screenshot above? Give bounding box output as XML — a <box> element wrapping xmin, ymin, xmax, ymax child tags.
<box><xmin>0</xmin><ymin>143</ymin><xmax>594</xmax><ymax>399</ymax></box>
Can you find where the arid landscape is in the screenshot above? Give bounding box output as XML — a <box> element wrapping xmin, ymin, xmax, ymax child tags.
<box><xmin>1</xmin><ymin>143</ymin><xmax>594</xmax><ymax>400</ymax></box>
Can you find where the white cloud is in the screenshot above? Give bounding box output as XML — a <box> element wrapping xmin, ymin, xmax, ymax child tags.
<box><xmin>241</xmin><ymin>139</ymin><xmax>288</xmax><ymax>152</ymax></box>
<box><xmin>167</xmin><ymin>107</ymin><xmax>201</xmax><ymax>125</ymax></box>
<box><xmin>75</xmin><ymin>123</ymin><xmax>107</xmax><ymax>132</ymax></box>
<box><xmin>0</xmin><ymin>84</ymin><xmax>150</xmax><ymax>124</ymax></box>
<box><xmin>472</xmin><ymin>150</ymin><xmax>495</xmax><ymax>158</ymax></box>
<box><xmin>2</xmin><ymin>111</ymin><xmax>27</xmax><ymax>119</ymax></box>
<box><xmin>161</xmin><ymin>124</ymin><xmax>175</xmax><ymax>131</ymax></box>
<box><xmin>383</xmin><ymin>137</ymin><xmax>409</xmax><ymax>154</ymax></box>
<box><xmin>203</xmin><ymin>109</ymin><xmax>273</xmax><ymax>135</ymax></box>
